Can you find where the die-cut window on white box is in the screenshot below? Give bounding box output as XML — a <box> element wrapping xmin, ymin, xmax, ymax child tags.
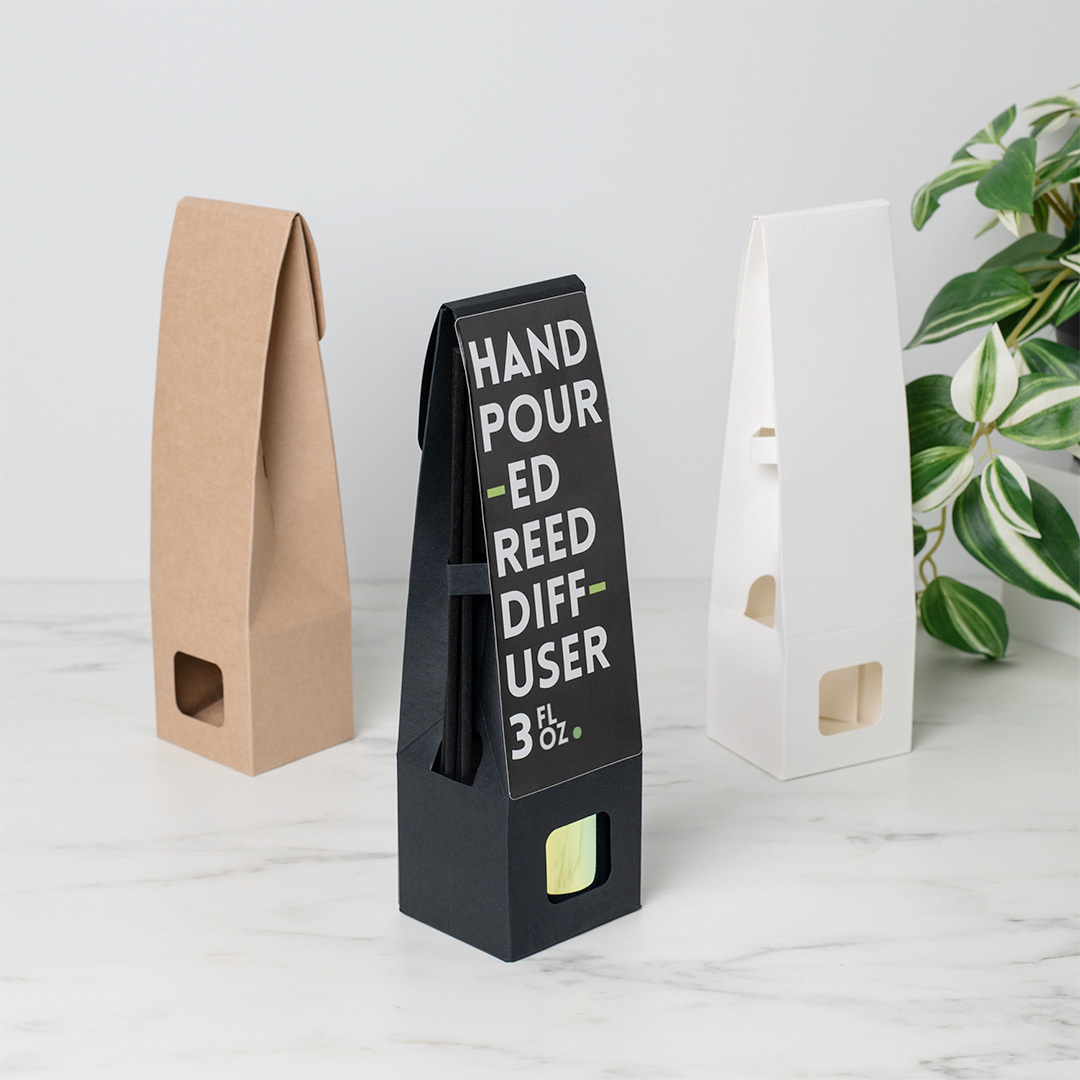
<box><xmin>749</xmin><ymin>427</ymin><xmax>777</xmax><ymax>465</ymax></box>
<box><xmin>744</xmin><ymin>575</ymin><xmax>776</xmax><ymax>628</ymax></box>
<box><xmin>818</xmin><ymin>662</ymin><xmax>882</xmax><ymax>736</ymax></box>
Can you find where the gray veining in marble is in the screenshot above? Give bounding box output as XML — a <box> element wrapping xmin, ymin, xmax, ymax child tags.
<box><xmin>1</xmin><ymin>581</ymin><xmax>1077</xmax><ymax>1079</ymax></box>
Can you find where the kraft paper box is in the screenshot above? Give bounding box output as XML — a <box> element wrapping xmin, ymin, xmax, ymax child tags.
<box><xmin>151</xmin><ymin>197</ymin><xmax>353</xmax><ymax>775</ymax></box>
<box><xmin>707</xmin><ymin>201</ymin><xmax>916</xmax><ymax>780</ymax></box>
<box><xmin>398</xmin><ymin>276</ymin><xmax>642</xmax><ymax>961</ymax></box>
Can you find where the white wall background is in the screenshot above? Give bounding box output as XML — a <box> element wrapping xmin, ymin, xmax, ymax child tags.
<box><xmin>2</xmin><ymin>1</ymin><xmax>1077</xmax><ymax>581</ymax></box>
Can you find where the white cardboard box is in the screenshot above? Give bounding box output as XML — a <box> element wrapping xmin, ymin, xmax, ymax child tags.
<box><xmin>706</xmin><ymin>201</ymin><xmax>916</xmax><ymax>780</ymax></box>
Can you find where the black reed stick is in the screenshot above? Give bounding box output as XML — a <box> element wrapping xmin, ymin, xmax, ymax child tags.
<box><xmin>442</xmin><ymin>355</ymin><xmax>466</xmax><ymax>781</ymax></box>
<box><xmin>457</xmin><ymin>428</ymin><xmax>477</xmax><ymax>783</ymax></box>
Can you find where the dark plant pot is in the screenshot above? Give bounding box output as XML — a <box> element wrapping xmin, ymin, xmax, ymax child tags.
<box><xmin>1055</xmin><ymin>313</ymin><xmax>1079</xmax><ymax>351</ymax></box>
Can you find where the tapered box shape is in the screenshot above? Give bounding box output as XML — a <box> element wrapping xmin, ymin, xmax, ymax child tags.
<box><xmin>398</xmin><ymin>277</ymin><xmax>642</xmax><ymax>961</ymax></box>
<box><xmin>151</xmin><ymin>197</ymin><xmax>353</xmax><ymax>775</ymax></box>
<box><xmin>707</xmin><ymin>201</ymin><xmax>916</xmax><ymax>780</ymax></box>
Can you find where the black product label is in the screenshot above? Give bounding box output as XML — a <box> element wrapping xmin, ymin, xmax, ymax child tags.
<box><xmin>455</xmin><ymin>291</ymin><xmax>642</xmax><ymax>799</ymax></box>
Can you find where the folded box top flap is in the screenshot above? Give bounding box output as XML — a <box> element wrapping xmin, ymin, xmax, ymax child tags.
<box><xmin>732</xmin><ymin>217</ymin><xmax>762</xmax><ymax>345</ymax></box>
<box><xmin>416</xmin><ymin>275</ymin><xmax>585</xmax><ymax>450</ymax></box>
<box><xmin>152</xmin><ymin>197</ymin><xmax>329</xmax><ymax>621</ymax></box>
<box><xmin>174</xmin><ymin>197</ymin><xmax>325</xmax><ymax>336</ymax></box>
<box><xmin>733</xmin><ymin>202</ymin><xmax>892</xmax><ymax>344</ymax></box>
<box><xmin>298</xmin><ymin>213</ymin><xmax>326</xmax><ymax>341</ymax></box>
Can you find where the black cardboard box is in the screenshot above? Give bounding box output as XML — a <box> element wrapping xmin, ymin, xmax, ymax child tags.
<box><xmin>398</xmin><ymin>276</ymin><xmax>643</xmax><ymax>961</ymax></box>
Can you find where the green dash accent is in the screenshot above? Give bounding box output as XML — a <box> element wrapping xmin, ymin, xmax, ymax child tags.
<box><xmin>486</xmin><ymin>485</ymin><xmax>506</xmax><ymax>498</ymax></box>
<box><xmin>588</xmin><ymin>581</ymin><xmax>606</xmax><ymax>595</ymax></box>
<box><xmin>572</xmin><ymin>726</ymin><xmax>582</xmax><ymax>740</ymax></box>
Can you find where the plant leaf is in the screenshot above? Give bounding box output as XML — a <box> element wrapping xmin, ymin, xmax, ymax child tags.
<box><xmin>1026</xmin><ymin>94</ymin><xmax>1078</xmax><ymax>110</ymax></box>
<box><xmin>997</xmin><ymin>211</ymin><xmax>1030</xmax><ymax>238</ymax></box>
<box><xmin>907</xmin><ymin>268</ymin><xmax>1033</xmax><ymax>348</ymax></box>
<box><xmin>976</xmin><ymin>138</ymin><xmax>1037</xmax><ymax>214</ymax></box>
<box><xmin>963</xmin><ymin>105</ymin><xmax>1016</xmax><ymax>150</ymax></box>
<box><xmin>981</xmin><ymin>455</ymin><xmax>1040</xmax><ymax>538</ymax></box>
<box><xmin>1031</xmin><ymin>111</ymin><xmax>1077</xmax><ymax>139</ymax></box>
<box><xmin>913</xmin><ymin>521</ymin><xmax>927</xmax><ymax>555</ymax></box>
<box><xmin>906</xmin><ymin>375</ymin><xmax>976</xmax><ymax>455</ymax></box>
<box><xmin>979</xmin><ymin>232</ymin><xmax>1062</xmax><ymax>272</ymax></box>
<box><xmin>911</xmin><ymin>446</ymin><xmax>975</xmax><ymax>512</ymax></box>
<box><xmin>1054</xmin><ymin>278</ymin><xmax>1080</xmax><ymax>325</ymax></box>
<box><xmin>1026</xmin><ymin>94</ymin><xmax>1079</xmax><ymax>138</ymax></box>
<box><xmin>1018</xmin><ymin>337</ymin><xmax>1080</xmax><ymax>377</ymax></box>
<box><xmin>950</xmin><ymin>324</ymin><xmax>1019</xmax><ymax>423</ymax></box>
<box><xmin>1035</xmin><ymin>155</ymin><xmax>1079</xmax><ymax>189</ymax></box>
<box><xmin>953</xmin><ymin>479</ymin><xmax>1080</xmax><ymax>608</ymax></box>
<box><xmin>974</xmin><ymin>212</ymin><xmax>1001</xmax><ymax>239</ymax></box>
<box><xmin>1026</xmin><ymin>94</ymin><xmax>1078</xmax><ymax>139</ymax></box>
<box><xmin>911</xmin><ymin>156</ymin><xmax>994</xmax><ymax>230</ymax></box>
<box><xmin>1050</xmin><ymin>217</ymin><xmax>1079</xmax><ymax>259</ymax></box>
<box><xmin>980</xmin><ymin>231</ymin><xmax>1060</xmax><ymax>289</ymax></box>
<box><xmin>1032</xmin><ymin>197</ymin><xmax>1051</xmax><ymax>234</ymax></box>
<box><xmin>920</xmin><ymin>576</ymin><xmax>1009</xmax><ymax>658</ymax></box>
<box><xmin>1011</xmin><ymin>275</ymin><xmax>1080</xmax><ymax>343</ymax></box>
<box><xmin>1036</xmin><ymin>128</ymin><xmax>1080</xmax><ymax>186</ymax></box>
<box><xmin>997</xmin><ymin>373</ymin><xmax>1080</xmax><ymax>450</ymax></box>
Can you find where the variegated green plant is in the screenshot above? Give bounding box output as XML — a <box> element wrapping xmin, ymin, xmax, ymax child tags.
<box><xmin>908</xmin><ymin>92</ymin><xmax>1080</xmax><ymax>659</ymax></box>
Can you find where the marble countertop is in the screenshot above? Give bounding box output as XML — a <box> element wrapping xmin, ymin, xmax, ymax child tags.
<box><xmin>2</xmin><ymin>581</ymin><xmax>1077</xmax><ymax>1079</ymax></box>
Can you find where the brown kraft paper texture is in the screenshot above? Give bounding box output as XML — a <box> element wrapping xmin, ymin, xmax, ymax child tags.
<box><xmin>151</xmin><ymin>197</ymin><xmax>353</xmax><ymax>774</ymax></box>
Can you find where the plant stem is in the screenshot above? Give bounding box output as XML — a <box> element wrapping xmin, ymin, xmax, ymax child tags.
<box><xmin>1006</xmin><ymin>268</ymin><xmax>1073</xmax><ymax>347</ymax></box>
<box><xmin>968</xmin><ymin>421</ymin><xmax>996</xmax><ymax>452</ymax></box>
<box><xmin>918</xmin><ymin>506</ymin><xmax>947</xmax><ymax>588</ymax></box>
<box><xmin>1043</xmin><ymin>187</ymin><xmax>1075</xmax><ymax>229</ymax></box>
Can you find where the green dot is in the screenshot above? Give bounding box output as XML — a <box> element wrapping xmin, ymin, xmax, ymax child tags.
<box><xmin>572</xmin><ymin>726</ymin><xmax>582</xmax><ymax>740</ymax></box>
